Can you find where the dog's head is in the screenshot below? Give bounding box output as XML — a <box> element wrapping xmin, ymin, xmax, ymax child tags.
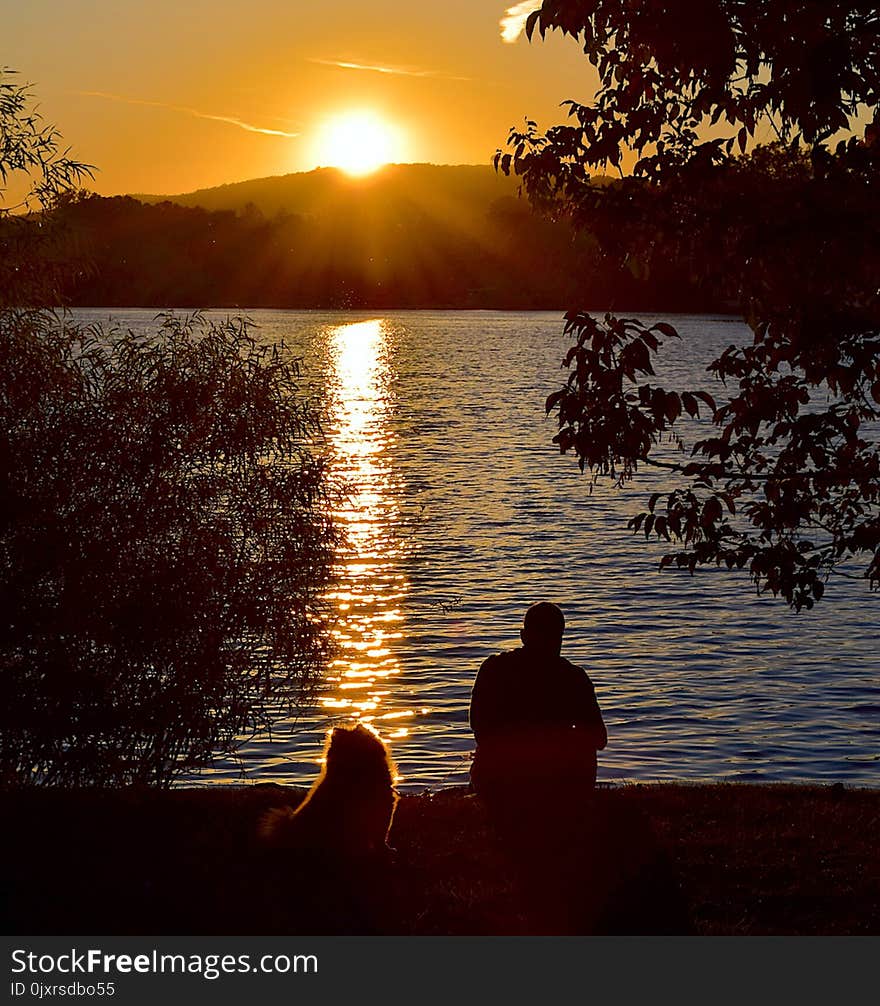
<box><xmin>323</xmin><ymin>723</ymin><xmax>396</xmax><ymax>783</ymax></box>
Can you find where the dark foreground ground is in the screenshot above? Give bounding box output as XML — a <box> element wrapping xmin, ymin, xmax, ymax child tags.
<box><xmin>2</xmin><ymin>783</ymin><xmax>878</xmax><ymax>935</ymax></box>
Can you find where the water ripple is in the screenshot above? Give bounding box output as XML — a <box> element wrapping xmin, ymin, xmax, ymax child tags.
<box><xmin>75</xmin><ymin>309</ymin><xmax>880</xmax><ymax>790</ymax></box>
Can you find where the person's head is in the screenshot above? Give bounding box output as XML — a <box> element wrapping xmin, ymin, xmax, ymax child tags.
<box><xmin>520</xmin><ymin>602</ymin><xmax>565</xmax><ymax>658</ymax></box>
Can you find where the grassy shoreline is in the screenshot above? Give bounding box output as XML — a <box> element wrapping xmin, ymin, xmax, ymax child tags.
<box><xmin>3</xmin><ymin>782</ymin><xmax>878</xmax><ymax>936</ymax></box>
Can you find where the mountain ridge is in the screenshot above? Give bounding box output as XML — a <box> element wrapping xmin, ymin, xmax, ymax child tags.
<box><xmin>131</xmin><ymin>162</ymin><xmax>519</xmax><ymax>218</ymax></box>
<box><xmin>54</xmin><ymin>162</ymin><xmax>715</xmax><ymax>311</ymax></box>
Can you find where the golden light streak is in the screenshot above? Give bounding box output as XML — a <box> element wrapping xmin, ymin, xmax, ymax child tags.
<box><xmin>309</xmin><ymin>58</ymin><xmax>469</xmax><ymax>81</ymax></box>
<box><xmin>75</xmin><ymin>90</ymin><xmax>300</xmax><ymax>138</ymax></box>
<box><xmin>320</xmin><ymin>318</ymin><xmax>421</xmax><ymax>753</ymax></box>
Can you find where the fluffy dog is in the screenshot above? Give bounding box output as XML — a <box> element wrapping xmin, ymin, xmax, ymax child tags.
<box><xmin>259</xmin><ymin>723</ymin><xmax>398</xmax><ymax>859</ymax></box>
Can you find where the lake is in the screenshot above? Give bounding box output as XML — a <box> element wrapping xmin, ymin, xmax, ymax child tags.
<box><xmin>76</xmin><ymin>309</ymin><xmax>880</xmax><ymax>790</ymax></box>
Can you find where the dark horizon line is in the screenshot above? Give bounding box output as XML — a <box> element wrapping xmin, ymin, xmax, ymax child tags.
<box><xmin>63</xmin><ymin>304</ymin><xmax>743</xmax><ymax>316</ymax></box>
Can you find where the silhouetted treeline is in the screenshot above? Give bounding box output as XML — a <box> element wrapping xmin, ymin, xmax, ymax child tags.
<box><xmin>39</xmin><ymin>165</ymin><xmax>723</xmax><ymax>311</ymax></box>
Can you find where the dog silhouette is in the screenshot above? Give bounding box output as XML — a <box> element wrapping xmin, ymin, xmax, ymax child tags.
<box><xmin>259</xmin><ymin>723</ymin><xmax>398</xmax><ymax>859</ymax></box>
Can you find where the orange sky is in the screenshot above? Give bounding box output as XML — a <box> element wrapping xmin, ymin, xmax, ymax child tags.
<box><xmin>7</xmin><ymin>1</ymin><xmax>600</xmax><ymax>195</ymax></box>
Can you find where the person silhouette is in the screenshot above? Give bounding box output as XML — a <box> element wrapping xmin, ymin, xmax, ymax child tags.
<box><xmin>469</xmin><ymin>602</ymin><xmax>607</xmax><ymax>816</ymax></box>
<box><xmin>469</xmin><ymin>606</ymin><xmax>689</xmax><ymax>936</ymax></box>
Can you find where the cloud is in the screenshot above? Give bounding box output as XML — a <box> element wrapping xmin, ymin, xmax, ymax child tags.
<box><xmin>309</xmin><ymin>58</ymin><xmax>469</xmax><ymax>82</ymax></box>
<box><xmin>75</xmin><ymin>91</ymin><xmax>299</xmax><ymax>138</ymax></box>
<box><xmin>500</xmin><ymin>2</ymin><xmax>540</xmax><ymax>44</ymax></box>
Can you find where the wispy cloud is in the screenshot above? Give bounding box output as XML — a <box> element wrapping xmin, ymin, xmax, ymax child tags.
<box><xmin>500</xmin><ymin>2</ymin><xmax>540</xmax><ymax>44</ymax></box>
<box><xmin>75</xmin><ymin>91</ymin><xmax>299</xmax><ymax>138</ymax></box>
<box><xmin>309</xmin><ymin>58</ymin><xmax>469</xmax><ymax>82</ymax></box>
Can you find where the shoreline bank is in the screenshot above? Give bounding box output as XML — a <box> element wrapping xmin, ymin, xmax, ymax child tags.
<box><xmin>3</xmin><ymin>782</ymin><xmax>878</xmax><ymax>936</ymax></box>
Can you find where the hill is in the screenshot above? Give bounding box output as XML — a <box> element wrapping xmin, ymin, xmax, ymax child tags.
<box><xmin>47</xmin><ymin>163</ymin><xmax>717</xmax><ymax>310</ymax></box>
<box><xmin>134</xmin><ymin>163</ymin><xmax>520</xmax><ymax>219</ymax></box>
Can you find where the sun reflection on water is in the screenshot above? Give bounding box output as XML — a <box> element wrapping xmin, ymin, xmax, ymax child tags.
<box><xmin>321</xmin><ymin>319</ymin><xmax>429</xmax><ymax>765</ymax></box>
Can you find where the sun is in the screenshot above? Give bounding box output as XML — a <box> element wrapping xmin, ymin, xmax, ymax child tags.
<box><xmin>313</xmin><ymin>110</ymin><xmax>403</xmax><ymax>176</ymax></box>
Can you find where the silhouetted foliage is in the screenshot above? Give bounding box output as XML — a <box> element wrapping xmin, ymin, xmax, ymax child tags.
<box><xmin>0</xmin><ymin>68</ymin><xmax>94</xmax><ymax>307</ymax></box>
<box><xmin>1</xmin><ymin>78</ymin><xmax>337</xmax><ymax>785</ymax></box>
<box><xmin>500</xmin><ymin>1</ymin><xmax>880</xmax><ymax>609</ymax></box>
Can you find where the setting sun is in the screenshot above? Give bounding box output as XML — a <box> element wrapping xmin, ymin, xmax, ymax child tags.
<box><xmin>313</xmin><ymin>110</ymin><xmax>403</xmax><ymax>176</ymax></box>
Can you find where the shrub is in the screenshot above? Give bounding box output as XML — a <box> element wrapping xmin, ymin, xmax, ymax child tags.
<box><xmin>0</xmin><ymin>309</ymin><xmax>337</xmax><ymax>785</ymax></box>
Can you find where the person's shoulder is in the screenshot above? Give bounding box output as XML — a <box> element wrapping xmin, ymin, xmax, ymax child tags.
<box><xmin>478</xmin><ymin>649</ymin><xmax>520</xmax><ymax>673</ymax></box>
<box><xmin>559</xmin><ymin>656</ymin><xmax>595</xmax><ymax>686</ymax></box>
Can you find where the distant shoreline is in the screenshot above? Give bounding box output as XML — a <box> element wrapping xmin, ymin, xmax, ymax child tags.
<box><xmin>46</xmin><ymin>168</ymin><xmax>736</xmax><ymax>313</ymax></box>
<box><xmin>64</xmin><ymin>305</ymin><xmax>745</xmax><ymax>317</ymax></box>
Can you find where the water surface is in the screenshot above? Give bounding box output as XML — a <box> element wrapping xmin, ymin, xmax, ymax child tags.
<box><xmin>76</xmin><ymin>309</ymin><xmax>880</xmax><ymax>789</ymax></box>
